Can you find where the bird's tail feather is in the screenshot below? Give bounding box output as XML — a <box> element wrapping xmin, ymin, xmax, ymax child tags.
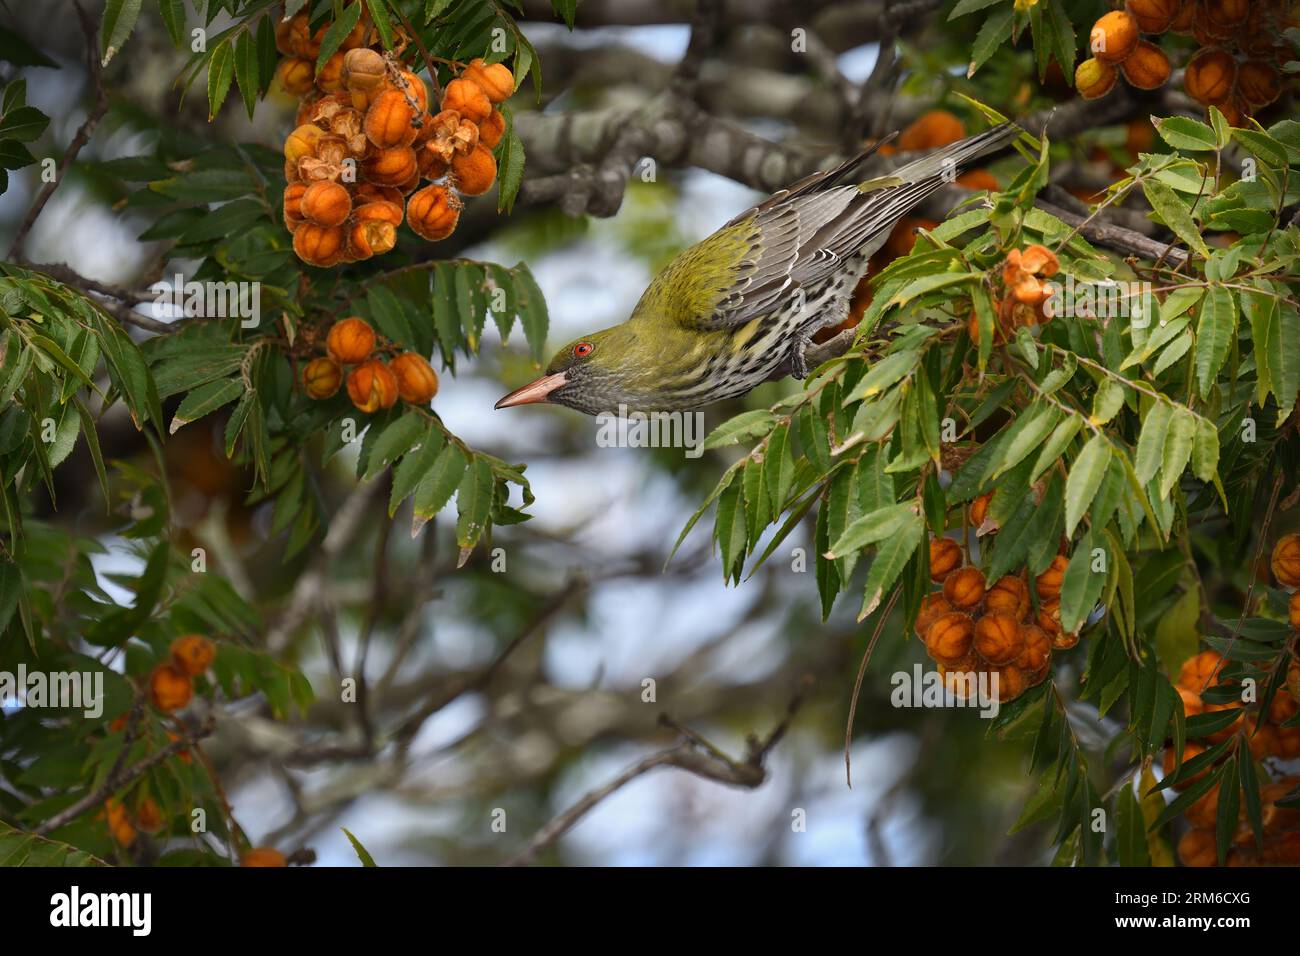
<box><xmin>891</xmin><ymin>122</ymin><xmax>1022</xmax><ymax>184</ymax></box>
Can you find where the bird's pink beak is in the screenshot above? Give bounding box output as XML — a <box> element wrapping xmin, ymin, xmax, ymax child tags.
<box><xmin>494</xmin><ymin>372</ymin><xmax>568</xmax><ymax>409</ymax></box>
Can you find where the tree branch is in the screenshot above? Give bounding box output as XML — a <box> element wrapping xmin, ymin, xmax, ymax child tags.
<box><xmin>504</xmin><ymin>680</ymin><xmax>811</xmax><ymax>866</ymax></box>
<box><xmin>8</xmin><ymin>2</ymin><xmax>109</xmax><ymax>260</ymax></box>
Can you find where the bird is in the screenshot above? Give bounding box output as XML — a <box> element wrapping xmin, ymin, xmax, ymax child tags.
<box><xmin>496</xmin><ymin>122</ymin><xmax>1021</xmax><ymax>416</ymax></box>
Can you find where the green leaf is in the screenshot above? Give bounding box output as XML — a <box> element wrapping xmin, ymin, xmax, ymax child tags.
<box><xmin>101</xmin><ymin>0</ymin><xmax>143</xmax><ymax>66</ymax></box>
<box><xmin>363</xmin><ymin>411</ymin><xmax>427</xmax><ymax>481</ymax></box>
<box><xmin>170</xmin><ymin>377</ymin><xmax>243</xmax><ymax>433</ymax></box>
<box><xmin>0</xmin><ymin>106</ymin><xmax>48</xmax><ymax>143</ymax></box>
<box><xmin>365</xmin><ymin>0</ymin><xmax>397</xmax><ymax>49</ymax></box>
<box><xmin>342</xmin><ymin>828</ymin><xmax>378</xmax><ymax>866</ymax></box>
<box><xmin>1153</xmin><ymin>116</ymin><xmax>1217</xmax><ymax>152</ymax></box>
<box><xmin>1159</xmin><ymin>406</ymin><xmax>1196</xmax><ymax>501</ymax></box>
<box><xmin>233</xmin><ymin>29</ymin><xmax>260</xmax><ymax>121</ymax></box>
<box><xmin>1134</xmin><ymin>401</ymin><xmax>1172</xmax><ymax>487</ymax></box>
<box><xmin>316</xmin><ymin>1</ymin><xmax>364</xmax><ymax>73</ymax></box>
<box><xmin>968</xmin><ymin>4</ymin><xmax>1014</xmax><ymax>78</ymax></box>
<box><xmin>714</xmin><ymin>481</ymin><xmax>747</xmax><ymax>583</ymax></box>
<box><xmin>703</xmin><ymin>410</ymin><xmax>777</xmax><ymax>449</ymax></box>
<box><xmin>1064</xmin><ymin>434</ymin><xmax>1110</xmax><ymax>536</ymax></box>
<box><xmin>1059</xmin><ymin>527</ymin><xmax>1105</xmax><ymax>634</ymax></box>
<box><xmin>1194</xmin><ymin>286</ymin><xmax>1237</xmax><ymax>395</ymax></box>
<box><xmin>1115</xmin><ymin>783</ymin><xmax>1151</xmax><ymax>866</ymax></box>
<box><xmin>411</xmin><ymin>443</ymin><xmax>467</xmax><ymax>533</ymax></box>
<box><xmin>1141</xmin><ymin>179</ymin><xmax>1209</xmax><ymax>259</ymax></box>
<box><xmin>206</xmin><ymin>38</ymin><xmax>235</xmax><ymax>122</ymax></box>
<box><xmin>157</xmin><ymin>0</ymin><xmax>186</xmax><ymax>47</ymax></box>
<box><xmin>454</xmin><ymin>457</ymin><xmax>494</xmax><ymax>554</ymax></box>
<box><xmin>827</xmin><ymin>503</ymin><xmax>916</xmax><ymax>559</ymax></box>
<box><xmin>388</xmin><ymin>427</ymin><xmax>443</xmax><ymax>515</ymax></box>
<box><xmin>858</xmin><ymin>512</ymin><xmax>922</xmax><ymax>620</ymax></box>
<box><xmin>1191</xmin><ymin>416</ymin><xmax>1219</xmax><ymax>483</ymax></box>
<box><xmin>843</xmin><ymin>350</ymin><xmax>921</xmax><ymax>403</ymax></box>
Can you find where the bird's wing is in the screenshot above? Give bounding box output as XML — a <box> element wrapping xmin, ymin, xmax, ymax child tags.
<box><xmin>642</xmin><ymin>123</ymin><xmax>1018</xmax><ymax>332</ymax></box>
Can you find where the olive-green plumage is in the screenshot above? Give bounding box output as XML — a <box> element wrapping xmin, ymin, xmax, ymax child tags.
<box><xmin>497</xmin><ymin>123</ymin><xmax>1021</xmax><ymax>415</ymax></box>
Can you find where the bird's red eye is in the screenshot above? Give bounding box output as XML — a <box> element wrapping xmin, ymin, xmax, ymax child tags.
<box><xmin>574</xmin><ymin>342</ymin><xmax>594</xmax><ymax>358</ymax></box>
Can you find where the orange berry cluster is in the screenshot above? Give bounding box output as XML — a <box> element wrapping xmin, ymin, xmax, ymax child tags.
<box><xmin>966</xmin><ymin>244</ymin><xmax>1061</xmax><ymax>347</ymax></box>
<box><xmin>302</xmin><ymin>316</ymin><xmax>439</xmax><ymax>413</ymax></box>
<box><xmin>101</xmin><ymin>797</ymin><xmax>163</xmax><ymax>848</ymax></box>
<box><xmin>1077</xmin><ymin>7</ymin><xmax>1172</xmax><ymax>98</ymax></box>
<box><xmin>148</xmin><ymin>634</ymin><xmax>217</xmax><ymax>713</ymax></box>
<box><xmin>1076</xmin><ymin>1</ymin><xmax>1293</xmax><ymax>126</ymax></box>
<box><xmin>1177</xmin><ymin>776</ymin><xmax>1300</xmax><ymax>866</ymax></box>
<box><xmin>1161</xmin><ymin>531</ymin><xmax>1300</xmax><ymax>866</ymax></box>
<box><xmin>915</xmin><ymin>510</ymin><xmax>1078</xmax><ymax>704</ymax></box>
<box><xmin>275</xmin><ymin>7</ymin><xmax>514</xmax><ymax>266</ymax></box>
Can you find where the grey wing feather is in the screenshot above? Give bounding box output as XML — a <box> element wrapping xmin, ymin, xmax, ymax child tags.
<box><xmin>701</xmin><ymin>122</ymin><xmax>1020</xmax><ymax>330</ymax></box>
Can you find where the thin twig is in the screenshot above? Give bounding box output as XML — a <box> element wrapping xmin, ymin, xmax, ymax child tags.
<box><xmin>844</xmin><ymin>585</ymin><xmax>902</xmax><ymax>788</ymax></box>
<box><xmin>8</xmin><ymin>2</ymin><xmax>109</xmax><ymax>260</ymax></box>
<box><xmin>34</xmin><ymin>718</ymin><xmax>215</xmax><ymax>836</ymax></box>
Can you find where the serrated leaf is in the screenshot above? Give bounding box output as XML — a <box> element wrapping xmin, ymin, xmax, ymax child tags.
<box><xmin>1064</xmin><ymin>434</ymin><xmax>1110</xmax><ymax>536</ymax></box>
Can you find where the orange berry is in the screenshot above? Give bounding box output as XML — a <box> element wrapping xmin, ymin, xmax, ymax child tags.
<box><xmin>316</xmin><ymin>51</ymin><xmax>346</xmax><ymax>93</ymax></box>
<box><xmin>914</xmin><ymin>592</ymin><xmax>953</xmax><ymax>638</ymax></box>
<box><xmin>478</xmin><ymin>109</ymin><xmax>506</xmax><ymax>149</ymax></box>
<box><xmin>1090</xmin><ymin>11</ymin><xmax>1139</xmax><ymax>62</ymax></box>
<box><xmin>896</xmin><ymin>110</ymin><xmax>965</xmax><ymax>151</ymax></box>
<box><xmin>390</xmin><ymin>353</ymin><xmax>440</xmax><ymax>404</ymax></box>
<box><xmin>1075</xmin><ymin>57</ymin><xmax>1118</xmax><ymax>99</ymax></box>
<box><xmin>362</xmin><ymin>146</ymin><xmax>418</xmax><ymax>187</ymax></box>
<box><xmin>943</xmin><ymin>566</ymin><xmax>986</xmax><ymax>610</ymax></box>
<box><xmin>954</xmin><ymin>168</ymin><xmax>999</xmax><ymax>191</ymax></box>
<box><xmin>347</xmin><ymin>218</ymin><xmax>397</xmax><ymax>259</ymax></box>
<box><xmin>292</xmin><ymin>222</ymin><xmax>346</xmax><ymax>267</ymax></box>
<box><xmin>364</xmin><ymin>89</ymin><xmax>418</xmax><ymax>149</ymax></box>
<box><xmin>149</xmin><ymin>662</ymin><xmax>193</xmax><ymax>712</ymax></box>
<box><xmin>462</xmin><ymin>58</ymin><xmax>515</xmax><ymax>104</ymax></box>
<box><xmin>1177</xmin><ymin>686</ymin><xmax>1204</xmax><ymax>719</ymax></box>
<box><xmin>1124</xmin><ymin>0</ymin><xmax>1181</xmax><ymax>33</ymax></box>
<box><xmin>170</xmin><ymin>634</ymin><xmax>216</xmax><ymax>676</ymax></box>
<box><xmin>1237</xmin><ymin>60</ymin><xmax>1282</xmax><ymax>108</ymax></box>
<box><xmin>975</xmin><ymin>610</ymin><xmax>1026</xmax><ymax>666</ymax></box>
<box><xmin>1035</xmin><ymin>554</ymin><xmax>1069</xmax><ymax>600</ymax></box>
<box><xmin>1015</xmin><ymin>624</ymin><xmax>1052</xmax><ymax>676</ymax></box>
<box><xmin>342</xmin><ymin>48</ymin><xmax>386</xmax><ymax>96</ymax></box>
<box><xmin>136</xmin><ymin>797</ymin><xmax>165</xmax><ymax>833</ymax></box>
<box><xmin>303</xmin><ymin>357</ymin><xmax>343</xmax><ymax>399</ymax></box>
<box><xmin>283</xmin><ymin>182</ymin><xmax>308</xmax><ymax>229</ymax></box>
<box><xmin>1184</xmin><ymin>49</ymin><xmax>1238</xmax><ymax>105</ymax></box>
<box><xmin>992</xmin><ymin>665</ymin><xmax>1028</xmax><ymax>702</ymax></box>
<box><xmin>105</xmin><ymin>799</ymin><xmax>137</xmax><ymax>847</ymax></box>
<box><xmin>241</xmin><ymin>847</ymin><xmax>287</xmax><ymax>867</ymax></box>
<box><xmin>1177</xmin><ymin>649</ymin><xmax>1228</xmax><ymax>692</ymax></box>
<box><xmin>347</xmin><ymin>359</ymin><xmax>399</xmax><ymax>413</ymax></box>
<box><xmin>969</xmin><ymin>492</ymin><xmax>992</xmax><ymax>528</ymax></box>
<box><xmin>440</xmin><ymin>78</ymin><xmax>491</xmax><ymax>124</ymax></box>
<box><xmin>986</xmin><ymin>575</ymin><xmax>1030</xmax><ymax>620</ymax></box>
<box><xmin>327</xmin><ymin>317</ymin><xmax>377</xmax><ymax>365</ymax></box>
<box><xmin>276</xmin><ymin>57</ymin><xmax>316</xmax><ymax>97</ymax></box>
<box><xmin>925</xmin><ymin>612</ymin><xmax>976</xmax><ymax>667</ymax></box>
<box><xmin>928</xmin><ymin>537</ymin><xmax>963</xmax><ymax>581</ymax></box>
<box><xmin>1121</xmin><ymin>40</ymin><xmax>1171</xmax><ymax>89</ymax></box>
<box><xmin>406</xmin><ymin>184</ymin><xmax>460</xmax><ymax>241</ymax></box>
<box><xmin>300</xmin><ymin>181</ymin><xmax>352</xmax><ymax>228</ymax></box>
<box><xmin>1177</xmin><ymin>827</ymin><xmax>1217</xmax><ymax>867</ymax></box>
<box><xmin>284</xmin><ymin>124</ymin><xmax>325</xmax><ymax>163</ymax></box>
<box><xmin>450</xmin><ymin>144</ymin><xmax>497</xmax><ymax>196</ymax></box>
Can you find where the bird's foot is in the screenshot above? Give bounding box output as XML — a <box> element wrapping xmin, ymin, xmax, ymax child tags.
<box><xmin>790</xmin><ymin>333</ymin><xmax>812</xmax><ymax>379</ymax></box>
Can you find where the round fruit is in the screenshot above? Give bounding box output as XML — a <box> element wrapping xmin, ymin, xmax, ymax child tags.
<box><xmin>303</xmin><ymin>357</ymin><xmax>344</xmax><ymax>399</ymax></box>
<box><xmin>170</xmin><ymin>634</ymin><xmax>216</xmax><ymax>676</ymax></box>
<box><xmin>928</xmin><ymin>537</ymin><xmax>963</xmax><ymax>581</ymax></box>
<box><xmin>326</xmin><ymin>317</ymin><xmax>377</xmax><ymax>364</ymax></box>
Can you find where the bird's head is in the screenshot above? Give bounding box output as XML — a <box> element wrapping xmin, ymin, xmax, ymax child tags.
<box><xmin>495</xmin><ymin>324</ymin><xmax>661</xmax><ymax>416</ymax></box>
